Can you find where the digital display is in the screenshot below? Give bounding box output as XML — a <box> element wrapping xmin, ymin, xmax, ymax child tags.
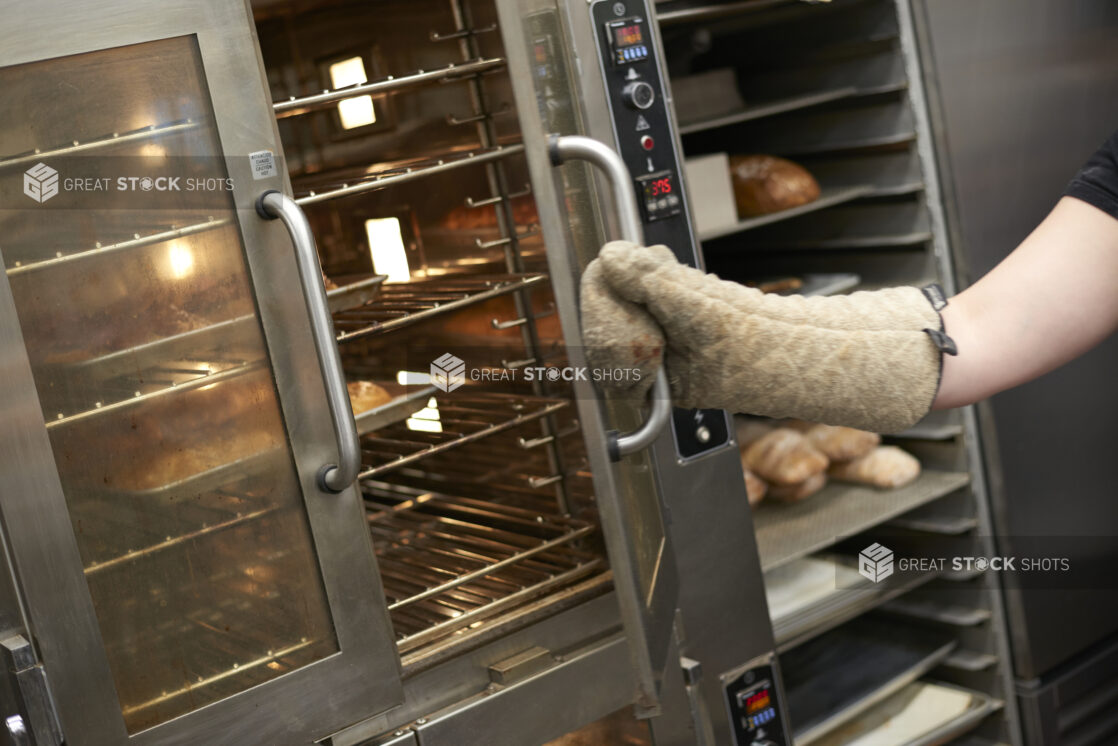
<box><xmin>607</xmin><ymin>17</ymin><xmax>649</xmax><ymax>65</ymax></box>
<box><xmin>643</xmin><ymin>174</ymin><xmax>673</xmax><ymax>199</ymax></box>
<box><xmin>637</xmin><ymin>171</ymin><xmax>682</xmax><ymax>222</ymax></box>
<box><xmin>745</xmin><ymin>690</ymin><xmax>771</xmax><ymax>714</ymax></box>
<box><xmin>613</xmin><ymin>23</ymin><xmax>644</xmax><ymax>48</ymax></box>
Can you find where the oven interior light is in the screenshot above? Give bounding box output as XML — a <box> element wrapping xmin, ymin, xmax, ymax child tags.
<box><xmin>396</xmin><ymin>370</ymin><xmax>430</xmax><ymax>386</ymax></box>
<box><xmin>407</xmin><ymin>397</ymin><xmax>442</xmax><ymax>433</ymax></box>
<box><xmin>365</xmin><ymin>217</ymin><xmax>410</xmax><ymax>282</ymax></box>
<box><xmin>329</xmin><ymin>56</ymin><xmax>376</xmax><ymax>129</ymax></box>
<box><xmin>167</xmin><ymin>241</ymin><xmax>194</xmax><ymax>279</ymax></box>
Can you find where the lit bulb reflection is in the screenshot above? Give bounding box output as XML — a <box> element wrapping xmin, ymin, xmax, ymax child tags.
<box><xmin>406</xmin><ymin>398</ymin><xmax>442</xmax><ymax>433</ymax></box>
<box><xmin>366</xmin><ymin>217</ymin><xmax>409</xmax><ymax>282</ymax></box>
<box><xmin>168</xmin><ymin>242</ymin><xmax>194</xmax><ymax>279</ymax></box>
<box><xmin>396</xmin><ymin>370</ymin><xmax>430</xmax><ymax>386</ymax></box>
<box><xmin>329</xmin><ymin>57</ymin><xmax>376</xmax><ymax>130</ymax></box>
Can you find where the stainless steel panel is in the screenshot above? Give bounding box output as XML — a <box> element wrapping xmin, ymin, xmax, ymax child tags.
<box><xmin>412</xmin><ymin>634</ymin><xmax>637</xmax><ymax>746</ymax></box>
<box><xmin>915</xmin><ymin>0</ymin><xmax>1118</xmax><ymax>681</ymax></box>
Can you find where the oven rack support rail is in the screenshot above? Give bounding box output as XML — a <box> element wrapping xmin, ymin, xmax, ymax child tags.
<box><xmin>358</xmin><ymin>393</ymin><xmax>569</xmax><ymax>480</ymax></box>
<box><xmin>272</xmin><ymin>57</ymin><xmax>507</xmax><ymax>118</ymax></box>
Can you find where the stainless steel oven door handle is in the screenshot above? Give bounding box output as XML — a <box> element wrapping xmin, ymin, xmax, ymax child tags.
<box><xmin>256</xmin><ymin>190</ymin><xmax>360</xmax><ymax>493</ymax></box>
<box><xmin>548</xmin><ymin>135</ymin><xmax>672</xmax><ymax>461</ymax></box>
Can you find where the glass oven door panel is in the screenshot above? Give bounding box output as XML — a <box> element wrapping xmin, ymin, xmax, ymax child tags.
<box><xmin>0</xmin><ymin>35</ymin><xmax>338</xmax><ymax>735</ymax></box>
<box><xmin>0</xmin><ymin>6</ymin><xmax>402</xmax><ymax>743</ymax></box>
<box><xmin>496</xmin><ymin>0</ymin><xmax>682</xmax><ymax>715</ymax></box>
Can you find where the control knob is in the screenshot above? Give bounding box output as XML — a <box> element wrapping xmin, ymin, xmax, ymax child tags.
<box><xmin>622</xmin><ymin>80</ymin><xmax>655</xmax><ymax>110</ymax></box>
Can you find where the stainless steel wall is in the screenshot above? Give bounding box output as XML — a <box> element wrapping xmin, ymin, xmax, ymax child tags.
<box><xmin>915</xmin><ymin>0</ymin><xmax>1118</xmax><ymax>681</ymax></box>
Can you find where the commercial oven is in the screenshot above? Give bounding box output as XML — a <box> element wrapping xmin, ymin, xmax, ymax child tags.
<box><xmin>0</xmin><ymin>1</ymin><xmax>783</xmax><ymax>745</ymax></box>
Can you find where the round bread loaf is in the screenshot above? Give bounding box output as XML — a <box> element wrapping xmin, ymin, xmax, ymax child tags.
<box><xmin>729</xmin><ymin>154</ymin><xmax>821</xmax><ymax>217</ymax></box>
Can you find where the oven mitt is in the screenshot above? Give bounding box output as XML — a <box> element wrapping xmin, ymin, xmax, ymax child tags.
<box><xmin>580</xmin><ymin>255</ymin><xmax>665</xmax><ymax>395</ymax></box>
<box><xmin>583</xmin><ymin>241</ymin><xmax>956</xmax><ymax>433</ymax></box>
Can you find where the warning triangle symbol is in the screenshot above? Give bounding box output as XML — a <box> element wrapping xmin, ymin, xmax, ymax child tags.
<box><xmin>635</xmin><ymin>115</ymin><xmax>651</xmax><ymax>131</ymax></box>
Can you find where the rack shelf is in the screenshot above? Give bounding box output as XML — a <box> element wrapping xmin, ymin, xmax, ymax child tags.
<box><xmin>699</xmin><ymin>185</ymin><xmax>874</xmax><ymax>243</ymax></box>
<box><xmin>332</xmin><ymin>272</ymin><xmax>547</xmax><ymax>343</ymax></box>
<box><xmin>753</xmin><ymin>469</ymin><xmax>971</xmax><ymax>572</ymax></box>
<box><xmin>0</xmin><ymin>118</ymin><xmax>201</xmax><ymax>170</ymax></box>
<box><xmin>731</xmin><ymin>201</ymin><xmax>933</xmax><ymax>251</ymax></box>
<box><xmin>657</xmin><ymin>0</ymin><xmax>798</xmax><ymax>26</ymax></box>
<box><xmin>363</xmin><ymin>482</ymin><xmax>606</xmax><ymax>656</ymax></box>
<box><xmin>294</xmin><ymin>144</ymin><xmax>524</xmax><ymax>207</ymax></box>
<box><xmin>5</xmin><ymin>216</ymin><xmax>232</xmax><ymax>277</ymax></box>
<box><xmin>782</xmin><ymin>616</ymin><xmax>958</xmax><ymax>745</ymax></box>
<box><xmin>45</xmin><ymin>358</ymin><xmax>263</xmax><ymax>431</ymax></box>
<box><xmin>359</xmin><ymin>393</ymin><xmax>568</xmax><ymax>479</ymax></box>
<box><xmin>769</xmin><ymin>556</ymin><xmax>940</xmax><ymax>652</ymax></box>
<box><xmin>810</xmin><ymin>680</ymin><xmax>1002</xmax><ymax>746</ymax></box>
<box><xmin>679</xmin><ymin>87</ymin><xmax>858</xmax><ymax>136</ymax></box>
<box><xmin>273</xmin><ymin>57</ymin><xmax>506</xmax><ymax>118</ymax></box>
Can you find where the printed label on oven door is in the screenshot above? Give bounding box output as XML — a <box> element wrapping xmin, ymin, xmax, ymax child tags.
<box><xmin>249</xmin><ymin>150</ymin><xmax>278</xmax><ymax>180</ymax></box>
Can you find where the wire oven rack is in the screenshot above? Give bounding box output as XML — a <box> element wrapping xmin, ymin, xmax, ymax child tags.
<box><xmin>273</xmin><ymin>57</ymin><xmax>507</xmax><ymax>118</ymax></box>
<box><xmin>363</xmin><ymin>481</ymin><xmax>606</xmax><ymax>657</ymax></box>
<box><xmin>358</xmin><ymin>392</ymin><xmax>568</xmax><ymax>479</ymax></box>
<box><xmin>332</xmin><ymin>272</ymin><xmax>547</xmax><ymax>343</ymax></box>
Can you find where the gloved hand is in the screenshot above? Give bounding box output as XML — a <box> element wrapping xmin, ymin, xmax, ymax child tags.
<box><xmin>580</xmin><ymin>241</ymin><xmax>956</xmax><ymax>433</ymax></box>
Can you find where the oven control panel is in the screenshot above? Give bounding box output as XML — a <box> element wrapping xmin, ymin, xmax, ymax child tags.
<box><xmin>722</xmin><ymin>658</ymin><xmax>791</xmax><ymax>746</ymax></box>
<box><xmin>591</xmin><ymin>0</ymin><xmax>730</xmax><ymax>460</ymax></box>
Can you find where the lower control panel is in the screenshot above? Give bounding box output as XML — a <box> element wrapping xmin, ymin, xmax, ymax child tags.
<box><xmin>591</xmin><ymin>0</ymin><xmax>731</xmax><ymax>460</ymax></box>
<box><xmin>722</xmin><ymin>657</ymin><xmax>791</xmax><ymax>746</ymax></box>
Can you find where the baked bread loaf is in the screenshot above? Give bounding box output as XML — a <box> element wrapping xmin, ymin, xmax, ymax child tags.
<box><xmin>743</xmin><ymin>428</ymin><xmax>828</xmax><ymax>486</ymax></box>
<box><xmin>829</xmin><ymin>445</ymin><xmax>921</xmax><ymax>489</ymax></box>
<box><xmin>742</xmin><ymin>466</ymin><xmax>768</xmax><ymax>507</ymax></box>
<box><xmin>729</xmin><ymin>155</ymin><xmax>820</xmax><ymax>217</ymax></box>
<box><xmin>768</xmin><ymin>472</ymin><xmax>827</xmax><ymax>502</ymax></box>
<box><xmin>735</xmin><ymin>417</ymin><xmax>774</xmax><ymax>450</ymax></box>
<box><xmin>804</xmin><ymin>424</ymin><xmax>880</xmax><ymax>462</ymax></box>
<box><xmin>347</xmin><ymin>380</ymin><xmax>392</xmax><ymax>413</ymax></box>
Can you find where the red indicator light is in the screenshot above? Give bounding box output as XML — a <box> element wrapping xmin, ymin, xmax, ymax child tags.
<box><xmin>641</xmin><ymin>135</ymin><xmax>654</xmax><ymax>150</ymax></box>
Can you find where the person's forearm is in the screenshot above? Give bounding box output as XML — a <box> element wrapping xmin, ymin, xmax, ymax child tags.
<box><xmin>933</xmin><ymin>197</ymin><xmax>1118</xmax><ymax>409</ymax></box>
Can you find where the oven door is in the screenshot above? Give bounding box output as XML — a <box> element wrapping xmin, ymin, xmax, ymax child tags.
<box><xmin>497</xmin><ymin>1</ymin><xmax>683</xmax><ymax>717</ymax></box>
<box><xmin>0</xmin><ymin>1</ymin><xmax>401</xmax><ymax>743</ymax></box>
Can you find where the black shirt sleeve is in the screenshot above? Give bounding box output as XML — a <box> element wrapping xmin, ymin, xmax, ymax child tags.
<box><xmin>1065</xmin><ymin>128</ymin><xmax>1118</xmax><ymax>219</ymax></box>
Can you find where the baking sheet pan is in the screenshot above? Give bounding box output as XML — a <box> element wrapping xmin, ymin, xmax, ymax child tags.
<box><xmin>353</xmin><ymin>382</ymin><xmax>437</xmax><ymax>436</ymax></box>
<box><xmin>782</xmin><ymin>615</ymin><xmax>958</xmax><ymax>745</ymax></box>
<box><xmin>810</xmin><ymin>680</ymin><xmax>998</xmax><ymax>746</ymax></box>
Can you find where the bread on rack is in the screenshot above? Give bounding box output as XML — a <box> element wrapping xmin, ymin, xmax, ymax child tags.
<box><xmin>321</xmin><ymin>269</ymin><xmax>339</xmax><ymax>290</ymax></box>
<box><xmin>802</xmin><ymin>424</ymin><xmax>880</xmax><ymax>462</ymax></box>
<box><xmin>347</xmin><ymin>380</ymin><xmax>392</xmax><ymax>413</ymax></box>
<box><xmin>729</xmin><ymin>155</ymin><xmax>820</xmax><ymax>217</ymax></box>
<box><xmin>742</xmin><ymin>466</ymin><xmax>768</xmax><ymax>507</ymax></box>
<box><xmin>767</xmin><ymin>472</ymin><xmax>827</xmax><ymax>502</ymax></box>
<box><xmin>742</xmin><ymin>428</ymin><xmax>828</xmax><ymax>486</ymax></box>
<box><xmin>735</xmin><ymin>416</ymin><xmax>774</xmax><ymax>450</ymax></box>
<box><xmin>829</xmin><ymin>445</ymin><xmax>921</xmax><ymax>489</ymax></box>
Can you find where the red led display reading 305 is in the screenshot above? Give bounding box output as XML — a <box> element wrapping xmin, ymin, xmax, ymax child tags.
<box><xmin>614</xmin><ymin>24</ymin><xmax>643</xmax><ymax>47</ymax></box>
